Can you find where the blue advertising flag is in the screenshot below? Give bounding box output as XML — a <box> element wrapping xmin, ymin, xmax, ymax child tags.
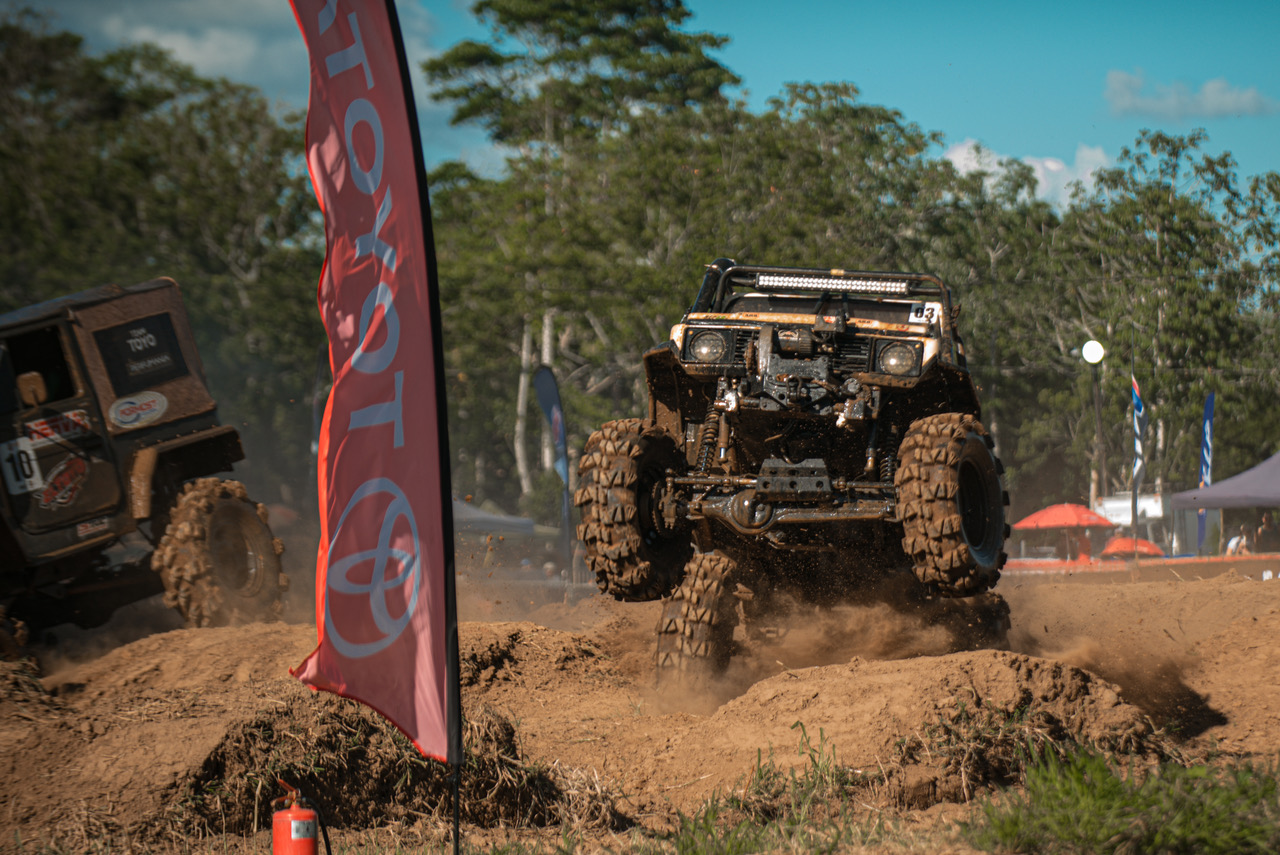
<box><xmin>1196</xmin><ymin>392</ymin><xmax>1215</xmax><ymax>551</ymax></box>
<box><xmin>1129</xmin><ymin>374</ymin><xmax>1149</xmax><ymax>535</ymax></box>
<box><xmin>1131</xmin><ymin>375</ymin><xmax>1148</xmax><ymax>491</ymax></box>
<box><xmin>532</xmin><ymin>366</ymin><xmax>569</xmax><ymax>484</ymax></box>
<box><xmin>532</xmin><ymin>365</ymin><xmax>574</xmax><ymax>571</ymax></box>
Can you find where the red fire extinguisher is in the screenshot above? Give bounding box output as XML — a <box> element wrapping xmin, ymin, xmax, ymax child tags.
<box><xmin>272</xmin><ymin>780</ymin><xmax>328</xmax><ymax>855</ymax></box>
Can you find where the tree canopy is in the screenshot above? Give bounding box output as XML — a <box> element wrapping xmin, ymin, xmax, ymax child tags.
<box><xmin>422</xmin><ymin>0</ymin><xmax>739</xmax><ymax>148</ymax></box>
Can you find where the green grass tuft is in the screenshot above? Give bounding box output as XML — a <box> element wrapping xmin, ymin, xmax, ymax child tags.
<box><xmin>970</xmin><ymin>750</ymin><xmax>1280</xmax><ymax>854</ymax></box>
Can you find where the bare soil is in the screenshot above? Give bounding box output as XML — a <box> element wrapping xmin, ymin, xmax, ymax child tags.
<box><xmin>4</xmin><ymin>554</ymin><xmax>1280</xmax><ymax>853</ymax></box>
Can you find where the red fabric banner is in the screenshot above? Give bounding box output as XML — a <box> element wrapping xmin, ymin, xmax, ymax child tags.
<box><xmin>288</xmin><ymin>0</ymin><xmax>457</xmax><ymax>763</ymax></box>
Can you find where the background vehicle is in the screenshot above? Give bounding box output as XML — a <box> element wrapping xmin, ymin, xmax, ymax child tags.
<box><xmin>0</xmin><ymin>278</ymin><xmax>284</xmax><ymax>653</ymax></box>
<box><xmin>575</xmin><ymin>259</ymin><xmax>1009</xmax><ymax>682</ymax></box>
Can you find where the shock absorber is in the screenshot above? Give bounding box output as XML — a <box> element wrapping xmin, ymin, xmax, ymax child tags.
<box><xmin>863</xmin><ymin>419</ymin><xmax>880</xmax><ymax>476</ymax></box>
<box><xmin>696</xmin><ymin>413</ymin><xmax>720</xmax><ymax>473</ymax></box>
<box><xmin>880</xmin><ymin>425</ymin><xmax>899</xmax><ymax>483</ymax></box>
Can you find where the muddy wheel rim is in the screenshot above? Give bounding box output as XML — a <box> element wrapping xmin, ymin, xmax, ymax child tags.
<box><xmin>208</xmin><ymin>503</ymin><xmax>269</xmax><ymax>598</ymax></box>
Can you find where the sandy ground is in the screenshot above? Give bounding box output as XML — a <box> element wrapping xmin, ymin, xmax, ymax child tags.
<box><xmin>3</xmin><ymin>554</ymin><xmax>1280</xmax><ymax>852</ymax></box>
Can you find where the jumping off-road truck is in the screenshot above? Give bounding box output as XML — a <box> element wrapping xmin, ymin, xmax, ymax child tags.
<box><xmin>0</xmin><ymin>278</ymin><xmax>285</xmax><ymax>656</ymax></box>
<box><xmin>575</xmin><ymin>259</ymin><xmax>1010</xmax><ymax>682</ymax></box>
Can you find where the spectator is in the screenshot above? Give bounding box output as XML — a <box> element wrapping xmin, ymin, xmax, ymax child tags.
<box><xmin>1256</xmin><ymin>512</ymin><xmax>1280</xmax><ymax>553</ymax></box>
<box><xmin>1227</xmin><ymin>525</ymin><xmax>1252</xmax><ymax>556</ymax></box>
<box><xmin>1075</xmin><ymin>530</ymin><xmax>1093</xmax><ymax>561</ymax></box>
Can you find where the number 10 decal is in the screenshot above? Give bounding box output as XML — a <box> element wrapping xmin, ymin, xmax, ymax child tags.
<box><xmin>2</xmin><ymin>438</ymin><xmax>42</xmax><ymax>495</ymax></box>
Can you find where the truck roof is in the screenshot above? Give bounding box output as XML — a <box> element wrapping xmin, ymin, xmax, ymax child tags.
<box><xmin>0</xmin><ymin>278</ymin><xmax>177</xmax><ymax>331</ymax></box>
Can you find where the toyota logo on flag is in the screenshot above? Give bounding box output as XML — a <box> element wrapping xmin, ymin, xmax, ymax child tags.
<box><xmin>323</xmin><ymin>478</ymin><xmax>421</xmax><ymax>658</ymax></box>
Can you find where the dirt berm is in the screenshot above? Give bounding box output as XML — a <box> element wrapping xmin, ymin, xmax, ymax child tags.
<box><xmin>3</xmin><ymin>563</ymin><xmax>1280</xmax><ymax>851</ymax></box>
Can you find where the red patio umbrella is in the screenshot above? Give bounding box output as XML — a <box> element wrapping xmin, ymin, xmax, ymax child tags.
<box><xmin>1013</xmin><ymin>503</ymin><xmax>1115</xmax><ymax>530</ymax></box>
<box><xmin>1100</xmin><ymin>536</ymin><xmax>1164</xmax><ymax>558</ymax></box>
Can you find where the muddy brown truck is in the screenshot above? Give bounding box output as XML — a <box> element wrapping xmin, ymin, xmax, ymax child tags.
<box><xmin>0</xmin><ymin>278</ymin><xmax>284</xmax><ymax>656</ymax></box>
<box><xmin>575</xmin><ymin>259</ymin><xmax>1010</xmax><ymax>683</ymax></box>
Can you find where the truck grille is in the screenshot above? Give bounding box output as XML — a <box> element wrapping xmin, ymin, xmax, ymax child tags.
<box><xmin>722</xmin><ymin>328</ymin><xmax>871</xmax><ymax>371</ymax></box>
<box><xmin>832</xmin><ymin>333</ymin><xmax>872</xmax><ymax>372</ymax></box>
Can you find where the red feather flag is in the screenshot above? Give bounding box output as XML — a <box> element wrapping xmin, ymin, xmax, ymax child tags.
<box><xmin>287</xmin><ymin>0</ymin><xmax>461</xmax><ymax>765</ymax></box>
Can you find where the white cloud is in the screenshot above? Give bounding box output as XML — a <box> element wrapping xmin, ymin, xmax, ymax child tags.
<box><xmin>945</xmin><ymin>139</ymin><xmax>1110</xmax><ymax>208</ymax></box>
<box><xmin>1105</xmin><ymin>69</ymin><xmax>1279</xmax><ymax>120</ymax></box>
<box><xmin>81</xmin><ymin>2</ymin><xmax>308</xmax><ymax>107</ymax></box>
<box><xmin>1025</xmin><ymin>146</ymin><xmax>1109</xmax><ymax>206</ymax></box>
<box><xmin>103</xmin><ymin>20</ymin><xmax>259</xmax><ymax>77</ymax></box>
<box><xmin>943</xmin><ymin>139</ymin><xmax>992</xmax><ymax>175</ymax></box>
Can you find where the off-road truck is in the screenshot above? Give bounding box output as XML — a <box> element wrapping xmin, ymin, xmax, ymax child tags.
<box><xmin>0</xmin><ymin>277</ymin><xmax>285</xmax><ymax>654</ymax></box>
<box><xmin>575</xmin><ymin>259</ymin><xmax>1009</xmax><ymax>682</ymax></box>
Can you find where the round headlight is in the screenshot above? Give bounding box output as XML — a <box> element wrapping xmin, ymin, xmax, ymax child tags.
<box><xmin>878</xmin><ymin>342</ymin><xmax>917</xmax><ymax>376</ymax></box>
<box><xmin>690</xmin><ymin>331</ymin><xmax>728</xmax><ymax>363</ymax></box>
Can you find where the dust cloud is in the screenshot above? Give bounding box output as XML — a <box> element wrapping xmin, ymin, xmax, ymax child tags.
<box><xmin>1028</xmin><ymin>639</ymin><xmax>1227</xmax><ymax>735</ymax></box>
<box><xmin>646</xmin><ymin>586</ymin><xmax>1013</xmax><ymax>713</ymax></box>
<box><xmin>34</xmin><ymin>595</ymin><xmax>184</xmax><ymax>676</ymax></box>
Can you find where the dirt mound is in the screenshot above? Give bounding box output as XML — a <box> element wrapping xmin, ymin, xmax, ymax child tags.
<box><xmin>0</xmin><ymin>659</ymin><xmax>63</xmax><ymax>757</ymax></box>
<box><xmin>711</xmin><ymin>650</ymin><xmax>1153</xmax><ymax>762</ymax></box>
<box><xmin>174</xmin><ymin>696</ymin><xmax>620</xmax><ymax>842</ymax></box>
<box><xmin>460</xmin><ymin>621</ymin><xmax>612</xmax><ymax>690</ymax></box>
<box><xmin>0</xmin><ymin>624</ymin><xmax>311</xmax><ymax>850</ymax></box>
<box><xmin>599</xmin><ymin>649</ymin><xmax>1161</xmax><ymax>813</ymax></box>
<box><xmin>0</xmin><ymin>621</ymin><xmax>620</xmax><ymax>851</ymax></box>
<box><xmin>4</xmin><ymin>566</ymin><xmax>1280</xmax><ymax>850</ymax></box>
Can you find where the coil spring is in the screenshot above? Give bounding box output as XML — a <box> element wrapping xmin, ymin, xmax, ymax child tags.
<box><xmin>880</xmin><ymin>430</ymin><xmax>901</xmax><ymax>483</ymax></box>
<box><xmin>696</xmin><ymin>414</ymin><xmax>720</xmax><ymax>473</ymax></box>
<box><xmin>879</xmin><ymin>446</ymin><xmax>896</xmax><ymax>482</ymax></box>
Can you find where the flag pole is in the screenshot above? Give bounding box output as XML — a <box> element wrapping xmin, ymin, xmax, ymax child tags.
<box><xmin>1129</xmin><ymin>317</ymin><xmax>1148</xmax><ymax>561</ymax></box>
<box><xmin>380</xmin><ymin>0</ymin><xmax>466</xmax><ymax>819</ymax></box>
<box><xmin>1131</xmin><ymin>321</ymin><xmax>1137</xmax><ymax>559</ymax></box>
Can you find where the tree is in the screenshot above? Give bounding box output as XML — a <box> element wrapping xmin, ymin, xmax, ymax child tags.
<box><xmin>0</xmin><ymin>11</ymin><xmax>201</xmax><ymax>304</ymax></box>
<box><xmin>431</xmin><ymin>94</ymin><xmax>1280</xmax><ymax>525</ymax></box>
<box><xmin>422</xmin><ymin>0</ymin><xmax>739</xmax><ymax>149</ymax></box>
<box><xmin>913</xmin><ymin>152</ymin><xmax>1065</xmax><ymax>502</ymax></box>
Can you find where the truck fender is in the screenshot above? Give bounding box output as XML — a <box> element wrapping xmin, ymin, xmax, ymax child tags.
<box><xmin>128</xmin><ymin>426</ymin><xmax>245</xmax><ymax>519</ymax></box>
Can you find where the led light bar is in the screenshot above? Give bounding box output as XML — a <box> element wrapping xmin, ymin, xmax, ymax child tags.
<box><xmin>756</xmin><ymin>273</ymin><xmax>911</xmax><ymax>295</ymax></box>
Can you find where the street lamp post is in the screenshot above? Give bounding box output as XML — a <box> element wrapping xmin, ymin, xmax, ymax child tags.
<box><xmin>1082</xmin><ymin>340</ymin><xmax>1107</xmax><ymax>509</ymax></box>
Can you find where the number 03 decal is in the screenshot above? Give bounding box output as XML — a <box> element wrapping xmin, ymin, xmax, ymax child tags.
<box><xmin>909</xmin><ymin>302</ymin><xmax>940</xmax><ymax>324</ymax></box>
<box><xmin>1</xmin><ymin>437</ymin><xmax>43</xmax><ymax>495</ymax></box>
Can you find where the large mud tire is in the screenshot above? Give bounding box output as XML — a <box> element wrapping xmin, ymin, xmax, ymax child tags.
<box><xmin>152</xmin><ymin>478</ymin><xmax>286</xmax><ymax>627</ymax></box>
<box><xmin>655</xmin><ymin>551</ymin><xmax>738</xmax><ymax>688</ymax></box>
<box><xmin>895</xmin><ymin>413</ymin><xmax>1008</xmax><ymax>596</ymax></box>
<box><xmin>575</xmin><ymin>418</ymin><xmax>692</xmax><ymax>602</ymax></box>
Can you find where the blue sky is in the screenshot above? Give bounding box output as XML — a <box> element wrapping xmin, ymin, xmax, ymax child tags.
<box><xmin>34</xmin><ymin>0</ymin><xmax>1280</xmax><ymax>207</ymax></box>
